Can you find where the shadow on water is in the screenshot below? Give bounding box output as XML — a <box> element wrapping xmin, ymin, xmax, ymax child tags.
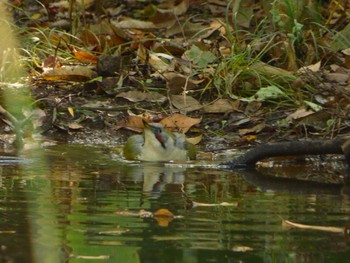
<box><xmin>237</xmin><ymin>168</ymin><xmax>344</xmax><ymax>195</ymax></box>
<box><xmin>0</xmin><ymin>144</ymin><xmax>349</xmax><ymax>262</ymax></box>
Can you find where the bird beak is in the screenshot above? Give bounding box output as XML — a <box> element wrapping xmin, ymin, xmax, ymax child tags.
<box><xmin>142</xmin><ymin>119</ymin><xmax>151</xmax><ymax>130</ymax></box>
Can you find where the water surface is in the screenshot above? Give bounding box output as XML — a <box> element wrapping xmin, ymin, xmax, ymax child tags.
<box><xmin>0</xmin><ymin>144</ymin><xmax>349</xmax><ymax>263</ymax></box>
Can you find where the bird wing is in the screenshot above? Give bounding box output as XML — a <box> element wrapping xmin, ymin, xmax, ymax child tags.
<box><xmin>174</xmin><ymin>133</ymin><xmax>196</xmax><ymax>160</ymax></box>
<box><xmin>123</xmin><ymin>134</ymin><xmax>144</xmax><ymax>160</ymax></box>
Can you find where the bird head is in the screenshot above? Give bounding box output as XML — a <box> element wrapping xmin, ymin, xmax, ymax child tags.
<box><xmin>143</xmin><ymin>121</ymin><xmax>170</xmax><ymax>149</ymax></box>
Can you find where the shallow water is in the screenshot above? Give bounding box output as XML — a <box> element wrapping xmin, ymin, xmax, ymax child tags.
<box><xmin>0</xmin><ymin>144</ymin><xmax>349</xmax><ymax>263</ymax></box>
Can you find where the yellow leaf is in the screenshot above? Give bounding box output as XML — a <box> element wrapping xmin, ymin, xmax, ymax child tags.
<box><xmin>67</xmin><ymin>107</ymin><xmax>74</xmax><ymax>117</ymax></box>
<box><xmin>186</xmin><ymin>135</ymin><xmax>202</xmax><ymax>145</ymax></box>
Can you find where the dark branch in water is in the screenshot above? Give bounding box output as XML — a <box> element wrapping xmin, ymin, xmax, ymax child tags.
<box><xmin>222</xmin><ymin>137</ymin><xmax>350</xmax><ymax>168</ymax></box>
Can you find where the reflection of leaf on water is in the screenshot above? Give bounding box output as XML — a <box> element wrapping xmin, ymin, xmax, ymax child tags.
<box><xmin>282</xmin><ymin>218</ymin><xmax>345</xmax><ymax>234</ymax></box>
<box><xmin>115</xmin><ymin>209</ymin><xmax>153</xmax><ymax>218</ymax></box>
<box><xmin>115</xmin><ymin>208</ymin><xmax>183</xmax><ymax>228</ymax></box>
<box><xmin>191</xmin><ymin>201</ymin><xmax>238</xmax><ymax>208</ymax></box>
<box><xmin>154</xmin><ymin>209</ymin><xmax>175</xmax><ymax>227</ymax></box>
<box><xmin>232</xmin><ymin>245</ymin><xmax>254</xmax><ymax>252</ymax></box>
<box><xmin>72</xmin><ymin>255</ymin><xmax>110</xmax><ymax>260</ymax></box>
<box><xmin>98</xmin><ymin>228</ymin><xmax>129</xmax><ymax>235</ymax></box>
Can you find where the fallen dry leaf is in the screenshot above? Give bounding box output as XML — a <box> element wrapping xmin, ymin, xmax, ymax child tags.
<box><xmin>186</xmin><ymin>134</ymin><xmax>202</xmax><ymax>145</ymax></box>
<box><xmin>324</xmin><ymin>72</ymin><xmax>349</xmax><ymax>83</ymax></box>
<box><xmin>239</xmin><ymin>123</ymin><xmax>266</xmax><ymax>136</ymax></box>
<box><xmin>116</xmin><ymin>90</ymin><xmax>167</xmax><ymax>103</ymax></box>
<box><xmin>121</xmin><ymin>116</ymin><xmax>144</xmax><ymax>132</ymax></box>
<box><xmin>67</xmin><ymin>122</ymin><xmax>83</xmax><ymax>130</ymax></box>
<box><xmin>49</xmin><ymin>0</ymin><xmax>95</xmax><ymax>9</ymax></box>
<box><xmin>203</xmin><ymin>99</ymin><xmax>239</xmax><ymax>113</ymax></box>
<box><xmin>160</xmin><ymin>114</ymin><xmax>201</xmax><ymax>133</ymax></box>
<box><xmin>245</xmin><ymin>100</ymin><xmax>262</xmax><ymax>115</ymax></box>
<box><xmin>164</xmin><ymin>72</ymin><xmax>199</xmax><ymax>94</ymax></box>
<box><xmin>112</xmin><ymin>17</ymin><xmax>156</xmax><ymax>29</ymax></box>
<box><xmin>73</xmin><ymin>50</ymin><xmax>98</xmax><ymax>64</ymax></box>
<box><xmin>250</xmin><ymin>61</ymin><xmax>295</xmax><ymax>80</ymax></box>
<box><xmin>157</xmin><ymin>0</ymin><xmax>189</xmax><ymax>16</ymax></box>
<box><xmin>294</xmin><ymin>110</ymin><xmax>331</xmax><ymax>130</ymax></box>
<box><xmin>42</xmin><ymin>55</ymin><xmax>62</xmax><ymax>68</ymax></box>
<box><xmin>170</xmin><ymin>95</ymin><xmax>202</xmax><ymax>112</ymax></box>
<box><xmin>42</xmin><ymin>65</ymin><xmax>95</xmax><ymax>82</ymax></box>
<box><xmin>137</xmin><ymin>45</ymin><xmax>170</xmax><ymax>72</ymax></box>
<box><xmin>342</xmin><ymin>49</ymin><xmax>350</xmax><ymax>69</ymax></box>
<box><xmin>298</xmin><ymin>61</ymin><xmax>321</xmax><ymax>73</ymax></box>
<box><xmin>286</xmin><ymin>108</ymin><xmax>315</xmax><ymax>122</ymax></box>
<box><xmin>240</xmin><ymin>134</ymin><xmax>257</xmax><ymax>143</ymax></box>
<box><xmin>67</xmin><ymin>107</ymin><xmax>74</xmax><ymax>117</ymax></box>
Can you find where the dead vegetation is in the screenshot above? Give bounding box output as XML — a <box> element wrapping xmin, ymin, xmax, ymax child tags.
<box><xmin>2</xmin><ymin>0</ymin><xmax>350</xmax><ymax>151</ymax></box>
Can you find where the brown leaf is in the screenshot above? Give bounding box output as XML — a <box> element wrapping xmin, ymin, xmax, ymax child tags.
<box><xmin>166</xmin><ymin>21</ymin><xmax>209</xmax><ymax>38</ymax></box>
<box><xmin>286</xmin><ymin>108</ymin><xmax>314</xmax><ymax>122</ymax></box>
<box><xmin>240</xmin><ymin>135</ymin><xmax>257</xmax><ymax>143</ymax></box>
<box><xmin>137</xmin><ymin>45</ymin><xmax>170</xmax><ymax>72</ymax></box>
<box><xmin>80</xmin><ymin>21</ymin><xmax>128</xmax><ymax>51</ymax></box>
<box><xmin>250</xmin><ymin>61</ymin><xmax>295</xmax><ymax>80</ymax></box>
<box><xmin>116</xmin><ymin>91</ymin><xmax>167</xmax><ymax>103</ymax></box>
<box><xmin>160</xmin><ymin>114</ymin><xmax>201</xmax><ymax>133</ymax></box>
<box><xmin>298</xmin><ymin>61</ymin><xmax>321</xmax><ymax>73</ymax></box>
<box><xmin>294</xmin><ymin>110</ymin><xmax>331</xmax><ymax>130</ymax></box>
<box><xmin>342</xmin><ymin>49</ymin><xmax>350</xmax><ymax>69</ymax></box>
<box><xmin>122</xmin><ymin>116</ymin><xmax>144</xmax><ymax>132</ymax></box>
<box><xmin>73</xmin><ymin>50</ymin><xmax>98</xmax><ymax>64</ymax></box>
<box><xmin>324</xmin><ymin>72</ymin><xmax>349</xmax><ymax>83</ymax></box>
<box><xmin>245</xmin><ymin>101</ymin><xmax>262</xmax><ymax>115</ymax></box>
<box><xmin>149</xmin><ymin>12</ymin><xmax>177</xmax><ymax>29</ymax></box>
<box><xmin>112</xmin><ymin>17</ymin><xmax>156</xmax><ymax>29</ymax></box>
<box><xmin>120</xmin><ymin>113</ymin><xmax>168</xmax><ymax>132</ymax></box>
<box><xmin>164</xmin><ymin>72</ymin><xmax>199</xmax><ymax>94</ymax></box>
<box><xmin>42</xmin><ymin>65</ymin><xmax>95</xmax><ymax>82</ymax></box>
<box><xmin>239</xmin><ymin>123</ymin><xmax>266</xmax><ymax>136</ymax></box>
<box><xmin>42</xmin><ymin>55</ymin><xmax>62</xmax><ymax>68</ymax></box>
<box><xmin>203</xmin><ymin>99</ymin><xmax>239</xmax><ymax>113</ymax></box>
<box><xmin>157</xmin><ymin>0</ymin><xmax>189</xmax><ymax>16</ymax></box>
<box><xmin>170</xmin><ymin>95</ymin><xmax>202</xmax><ymax>112</ymax></box>
<box><xmin>50</xmin><ymin>0</ymin><xmax>95</xmax><ymax>9</ymax></box>
<box><xmin>127</xmin><ymin>29</ymin><xmax>155</xmax><ymax>49</ymax></box>
<box><xmin>67</xmin><ymin>122</ymin><xmax>83</xmax><ymax>130</ymax></box>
